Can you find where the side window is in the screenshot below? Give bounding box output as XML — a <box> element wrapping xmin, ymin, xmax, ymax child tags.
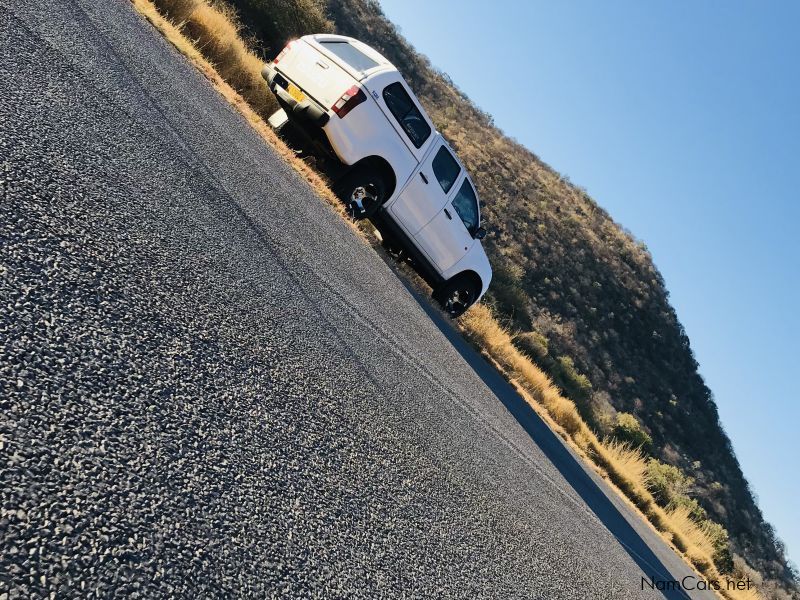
<box><xmin>451</xmin><ymin>180</ymin><xmax>479</xmax><ymax>234</ymax></box>
<box><xmin>431</xmin><ymin>146</ymin><xmax>460</xmax><ymax>193</ymax></box>
<box><xmin>382</xmin><ymin>82</ymin><xmax>431</xmax><ymax>148</ymax></box>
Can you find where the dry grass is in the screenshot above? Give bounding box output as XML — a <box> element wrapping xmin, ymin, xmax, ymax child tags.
<box><xmin>172</xmin><ymin>0</ymin><xmax>277</xmax><ymax>117</ymax></box>
<box><xmin>667</xmin><ymin>504</ymin><xmax>716</xmax><ymax>565</ymax></box>
<box><xmin>461</xmin><ymin>304</ymin><xmax>585</xmax><ymax>437</ymax></box>
<box><xmin>458</xmin><ymin>304</ymin><xmax>763</xmax><ymax>599</ymax></box>
<box><xmin>129</xmin><ymin>2</ymin><xmax>764</xmax><ymax>598</ymax></box>
<box><xmin>602</xmin><ymin>440</ymin><xmax>649</xmax><ymax>488</ymax></box>
<box><xmin>723</xmin><ymin>583</ymin><xmax>763</xmax><ymax>600</ymax></box>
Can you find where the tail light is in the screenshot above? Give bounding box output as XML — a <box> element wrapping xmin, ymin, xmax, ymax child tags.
<box><xmin>332</xmin><ymin>85</ymin><xmax>367</xmax><ymax>118</ymax></box>
<box><xmin>274</xmin><ymin>40</ymin><xmax>295</xmax><ymax>64</ymax></box>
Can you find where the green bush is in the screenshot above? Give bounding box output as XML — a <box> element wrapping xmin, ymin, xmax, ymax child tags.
<box><xmin>488</xmin><ymin>283</ymin><xmax>532</xmax><ymax>327</ymax></box>
<box><xmin>646</xmin><ymin>459</ymin><xmax>691</xmax><ymax>505</ymax></box>
<box><xmin>515</xmin><ymin>331</ymin><xmax>549</xmax><ymax>360</ymax></box>
<box><xmin>554</xmin><ymin>356</ymin><xmax>593</xmax><ymax>401</ymax></box>
<box><xmin>704</xmin><ymin>520</ymin><xmax>733</xmax><ymax>572</ymax></box>
<box><xmin>645</xmin><ymin>459</ymin><xmax>733</xmax><ymax>572</ymax></box>
<box><xmin>612</xmin><ymin>412</ymin><xmax>652</xmax><ymax>450</ymax></box>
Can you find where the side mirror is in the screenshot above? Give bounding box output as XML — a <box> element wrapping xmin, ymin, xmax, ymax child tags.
<box><xmin>473</xmin><ymin>227</ymin><xmax>487</xmax><ymax>240</ymax></box>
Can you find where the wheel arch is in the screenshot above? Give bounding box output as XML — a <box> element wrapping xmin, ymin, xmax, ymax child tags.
<box><xmin>450</xmin><ymin>269</ymin><xmax>483</xmax><ymax>294</ymax></box>
<box><xmin>347</xmin><ymin>155</ymin><xmax>397</xmax><ymax>200</ymax></box>
<box><xmin>435</xmin><ymin>269</ymin><xmax>483</xmax><ymax>302</ymax></box>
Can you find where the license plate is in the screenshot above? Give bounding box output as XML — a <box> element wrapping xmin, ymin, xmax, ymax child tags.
<box><xmin>286</xmin><ymin>83</ymin><xmax>306</xmax><ymax>103</ymax></box>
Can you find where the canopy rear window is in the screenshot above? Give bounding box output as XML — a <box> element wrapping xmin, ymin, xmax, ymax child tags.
<box><xmin>319</xmin><ymin>41</ymin><xmax>380</xmax><ymax>72</ymax></box>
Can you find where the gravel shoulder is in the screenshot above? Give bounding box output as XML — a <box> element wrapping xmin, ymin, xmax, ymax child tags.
<box><xmin>1</xmin><ymin>1</ymin><xmax>712</xmax><ymax>598</ymax></box>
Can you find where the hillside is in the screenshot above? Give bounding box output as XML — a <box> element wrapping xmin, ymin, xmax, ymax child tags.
<box><xmin>207</xmin><ymin>0</ymin><xmax>797</xmax><ymax>595</ymax></box>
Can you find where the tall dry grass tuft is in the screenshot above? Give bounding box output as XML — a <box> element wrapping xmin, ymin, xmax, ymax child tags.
<box><xmin>666</xmin><ymin>504</ymin><xmax>716</xmax><ymax>572</ymax></box>
<box><xmin>601</xmin><ymin>439</ymin><xmax>649</xmax><ymax>487</ymax></box>
<box><xmin>667</xmin><ymin>505</ymin><xmax>716</xmax><ymax>559</ymax></box>
<box><xmin>152</xmin><ymin>0</ymin><xmax>278</xmax><ymax>117</ymax></box>
<box><xmin>589</xmin><ymin>436</ymin><xmax>655</xmax><ymax>516</ymax></box>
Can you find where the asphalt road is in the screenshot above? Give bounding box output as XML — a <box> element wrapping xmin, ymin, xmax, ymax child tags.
<box><xmin>0</xmin><ymin>1</ymin><xmax>717</xmax><ymax>598</ymax></box>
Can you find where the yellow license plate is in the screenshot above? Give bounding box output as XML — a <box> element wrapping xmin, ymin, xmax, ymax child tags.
<box><xmin>287</xmin><ymin>83</ymin><xmax>306</xmax><ymax>103</ymax></box>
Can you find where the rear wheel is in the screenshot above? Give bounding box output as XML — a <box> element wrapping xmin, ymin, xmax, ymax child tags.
<box><xmin>334</xmin><ymin>166</ymin><xmax>387</xmax><ymax>220</ymax></box>
<box><xmin>435</xmin><ymin>275</ymin><xmax>480</xmax><ymax>318</ymax></box>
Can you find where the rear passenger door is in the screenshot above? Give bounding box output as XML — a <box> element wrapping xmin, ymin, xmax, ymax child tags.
<box><xmin>387</xmin><ymin>137</ymin><xmax>461</xmax><ymax>237</ymax></box>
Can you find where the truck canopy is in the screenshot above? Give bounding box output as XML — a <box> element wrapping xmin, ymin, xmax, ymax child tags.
<box><xmin>276</xmin><ymin>35</ymin><xmax>392</xmax><ymax>110</ymax></box>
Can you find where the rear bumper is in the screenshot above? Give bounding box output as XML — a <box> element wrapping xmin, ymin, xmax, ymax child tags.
<box><xmin>261</xmin><ymin>63</ymin><xmax>330</xmax><ymax>128</ymax></box>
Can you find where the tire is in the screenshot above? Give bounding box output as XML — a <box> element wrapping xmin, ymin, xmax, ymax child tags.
<box><xmin>334</xmin><ymin>166</ymin><xmax>387</xmax><ymax>220</ymax></box>
<box><xmin>434</xmin><ymin>275</ymin><xmax>480</xmax><ymax>318</ymax></box>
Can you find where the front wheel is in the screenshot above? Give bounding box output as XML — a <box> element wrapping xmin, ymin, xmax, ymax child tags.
<box><xmin>334</xmin><ymin>167</ymin><xmax>387</xmax><ymax>220</ymax></box>
<box><xmin>434</xmin><ymin>276</ymin><xmax>480</xmax><ymax>318</ymax></box>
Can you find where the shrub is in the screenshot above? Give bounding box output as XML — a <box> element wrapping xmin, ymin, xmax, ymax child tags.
<box><xmin>489</xmin><ymin>283</ymin><xmax>532</xmax><ymax>326</ymax></box>
<box><xmin>515</xmin><ymin>330</ymin><xmax>549</xmax><ymax>360</ymax></box>
<box><xmin>612</xmin><ymin>412</ymin><xmax>652</xmax><ymax>450</ymax></box>
<box><xmin>705</xmin><ymin>520</ymin><xmax>733</xmax><ymax>573</ymax></box>
<box><xmin>646</xmin><ymin>458</ymin><xmax>693</xmax><ymax>506</ymax></box>
<box><xmin>554</xmin><ymin>356</ymin><xmax>593</xmax><ymax>401</ymax></box>
<box><xmin>646</xmin><ymin>460</ymin><xmax>733</xmax><ymax>572</ymax></box>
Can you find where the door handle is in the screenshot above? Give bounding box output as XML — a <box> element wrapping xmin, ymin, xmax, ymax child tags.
<box><xmin>419</xmin><ymin>172</ymin><xmax>429</xmax><ymax>184</ymax></box>
<box><xmin>444</xmin><ymin>208</ymin><xmax>452</xmax><ymax>220</ymax></box>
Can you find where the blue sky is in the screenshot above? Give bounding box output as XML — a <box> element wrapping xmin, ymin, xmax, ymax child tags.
<box><xmin>378</xmin><ymin>0</ymin><xmax>800</xmax><ymax>565</ymax></box>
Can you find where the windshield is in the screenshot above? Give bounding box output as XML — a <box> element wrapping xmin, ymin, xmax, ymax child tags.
<box><xmin>451</xmin><ymin>180</ymin><xmax>480</xmax><ymax>234</ymax></box>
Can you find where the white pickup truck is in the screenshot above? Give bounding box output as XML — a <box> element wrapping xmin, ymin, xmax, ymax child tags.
<box><xmin>261</xmin><ymin>34</ymin><xmax>491</xmax><ymax>317</ymax></box>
